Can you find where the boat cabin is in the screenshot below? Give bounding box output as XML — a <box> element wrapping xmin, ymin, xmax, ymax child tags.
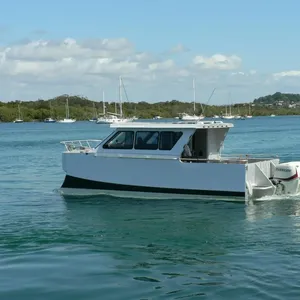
<box><xmin>97</xmin><ymin>121</ymin><xmax>233</xmax><ymax>162</ymax></box>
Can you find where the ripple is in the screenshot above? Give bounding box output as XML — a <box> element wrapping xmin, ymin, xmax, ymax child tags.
<box><xmin>1</xmin><ymin>119</ymin><xmax>300</xmax><ymax>299</ymax></box>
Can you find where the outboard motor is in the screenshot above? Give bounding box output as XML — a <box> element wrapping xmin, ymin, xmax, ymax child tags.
<box><xmin>272</xmin><ymin>162</ymin><xmax>300</xmax><ymax>195</ymax></box>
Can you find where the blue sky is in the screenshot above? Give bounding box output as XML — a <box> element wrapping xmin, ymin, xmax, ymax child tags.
<box><xmin>0</xmin><ymin>0</ymin><xmax>300</xmax><ymax>103</ymax></box>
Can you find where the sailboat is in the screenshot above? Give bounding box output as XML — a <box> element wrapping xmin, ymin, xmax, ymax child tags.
<box><xmin>96</xmin><ymin>91</ymin><xmax>117</xmax><ymax>124</ymax></box>
<box><xmin>13</xmin><ymin>102</ymin><xmax>24</xmax><ymax>123</ymax></box>
<box><xmin>44</xmin><ymin>100</ymin><xmax>56</xmax><ymax>123</ymax></box>
<box><xmin>222</xmin><ymin>93</ymin><xmax>234</xmax><ymax>119</ymax></box>
<box><xmin>89</xmin><ymin>102</ymin><xmax>97</xmax><ymax>122</ymax></box>
<box><xmin>246</xmin><ymin>103</ymin><xmax>253</xmax><ymax>118</ymax></box>
<box><xmin>97</xmin><ymin>77</ymin><xmax>132</xmax><ymax>124</ymax></box>
<box><xmin>57</xmin><ymin>97</ymin><xmax>76</xmax><ymax>123</ymax></box>
<box><xmin>179</xmin><ymin>78</ymin><xmax>205</xmax><ymax>121</ymax></box>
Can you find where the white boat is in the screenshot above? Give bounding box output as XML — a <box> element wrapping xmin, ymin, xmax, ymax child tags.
<box><xmin>89</xmin><ymin>102</ymin><xmax>97</xmax><ymax>122</ymax></box>
<box><xmin>57</xmin><ymin>97</ymin><xmax>76</xmax><ymax>123</ymax></box>
<box><xmin>44</xmin><ymin>101</ymin><xmax>56</xmax><ymax>123</ymax></box>
<box><xmin>180</xmin><ymin>113</ymin><xmax>205</xmax><ymax>121</ymax></box>
<box><xmin>245</xmin><ymin>103</ymin><xmax>253</xmax><ymax>118</ymax></box>
<box><xmin>222</xmin><ymin>115</ymin><xmax>235</xmax><ymax>120</ymax></box>
<box><xmin>44</xmin><ymin>117</ymin><xmax>56</xmax><ymax>123</ymax></box>
<box><xmin>221</xmin><ymin>93</ymin><xmax>234</xmax><ymax>119</ymax></box>
<box><xmin>59</xmin><ymin>120</ymin><xmax>300</xmax><ymax>200</ymax></box>
<box><xmin>179</xmin><ymin>78</ymin><xmax>205</xmax><ymax>121</ymax></box>
<box><xmin>97</xmin><ymin>114</ymin><xmax>131</xmax><ymax>124</ymax></box>
<box><xmin>96</xmin><ymin>79</ymin><xmax>132</xmax><ymax>124</ymax></box>
<box><xmin>14</xmin><ymin>103</ymin><xmax>23</xmax><ymax>123</ymax></box>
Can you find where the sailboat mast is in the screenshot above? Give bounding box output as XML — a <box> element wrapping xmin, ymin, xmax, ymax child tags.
<box><xmin>228</xmin><ymin>93</ymin><xmax>232</xmax><ymax>115</ymax></box>
<box><xmin>193</xmin><ymin>78</ymin><xmax>196</xmax><ymax>114</ymax></box>
<box><xmin>18</xmin><ymin>103</ymin><xmax>21</xmax><ymax>119</ymax></box>
<box><xmin>66</xmin><ymin>97</ymin><xmax>69</xmax><ymax>119</ymax></box>
<box><xmin>119</xmin><ymin>76</ymin><xmax>123</xmax><ymax>118</ymax></box>
<box><xmin>102</xmin><ymin>91</ymin><xmax>106</xmax><ymax>115</ymax></box>
<box><xmin>49</xmin><ymin>101</ymin><xmax>53</xmax><ymax>118</ymax></box>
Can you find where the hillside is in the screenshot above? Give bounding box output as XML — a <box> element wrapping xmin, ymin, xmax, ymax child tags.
<box><xmin>1</xmin><ymin>93</ymin><xmax>300</xmax><ymax>122</ymax></box>
<box><xmin>253</xmin><ymin>92</ymin><xmax>300</xmax><ymax>108</ymax></box>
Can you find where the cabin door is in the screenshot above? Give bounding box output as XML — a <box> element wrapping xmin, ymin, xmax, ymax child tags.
<box><xmin>192</xmin><ymin>129</ymin><xmax>207</xmax><ymax>159</ymax></box>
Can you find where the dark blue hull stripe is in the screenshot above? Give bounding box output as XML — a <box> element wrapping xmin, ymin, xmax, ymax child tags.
<box><xmin>61</xmin><ymin>175</ymin><xmax>245</xmax><ymax>197</ymax></box>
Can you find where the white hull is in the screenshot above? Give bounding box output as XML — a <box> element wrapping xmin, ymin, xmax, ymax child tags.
<box><xmin>58</xmin><ymin>119</ymin><xmax>76</xmax><ymax>123</ymax></box>
<box><xmin>62</xmin><ymin>153</ymin><xmax>247</xmax><ymax>197</ymax></box>
<box><xmin>96</xmin><ymin>117</ymin><xmax>132</xmax><ymax>124</ymax></box>
<box><xmin>222</xmin><ymin>115</ymin><xmax>235</xmax><ymax>119</ymax></box>
<box><xmin>181</xmin><ymin>115</ymin><xmax>205</xmax><ymax>121</ymax></box>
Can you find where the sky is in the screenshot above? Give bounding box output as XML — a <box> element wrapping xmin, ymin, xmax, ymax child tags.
<box><xmin>1</xmin><ymin>0</ymin><xmax>300</xmax><ymax>104</ymax></box>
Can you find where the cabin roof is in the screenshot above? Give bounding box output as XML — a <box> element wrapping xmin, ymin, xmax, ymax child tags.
<box><xmin>110</xmin><ymin>120</ymin><xmax>234</xmax><ymax>129</ymax></box>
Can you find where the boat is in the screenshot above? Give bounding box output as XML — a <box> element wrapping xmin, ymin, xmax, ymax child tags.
<box><xmin>221</xmin><ymin>93</ymin><xmax>234</xmax><ymax>119</ymax></box>
<box><xmin>44</xmin><ymin>101</ymin><xmax>56</xmax><ymax>123</ymax></box>
<box><xmin>89</xmin><ymin>102</ymin><xmax>97</xmax><ymax>122</ymax></box>
<box><xmin>57</xmin><ymin>97</ymin><xmax>76</xmax><ymax>123</ymax></box>
<box><xmin>96</xmin><ymin>78</ymin><xmax>132</xmax><ymax>124</ymax></box>
<box><xmin>179</xmin><ymin>78</ymin><xmax>205</xmax><ymax>121</ymax></box>
<box><xmin>13</xmin><ymin>103</ymin><xmax>23</xmax><ymax>123</ymax></box>
<box><xmin>44</xmin><ymin>117</ymin><xmax>56</xmax><ymax>123</ymax></box>
<box><xmin>59</xmin><ymin>120</ymin><xmax>300</xmax><ymax>200</ymax></box>
<box><xmin>245</xmin><ymin>103</ymin><xmax>252</xmax><ymax>118</ymax></box>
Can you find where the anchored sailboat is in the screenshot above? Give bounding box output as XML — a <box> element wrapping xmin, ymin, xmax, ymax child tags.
<box><xmin>57</xmin><ymin>97</ymin><xmax>76</xmax><ymax>123</ymax></box>
<box><xmin>13</xmin><ymin>102</ymin><xmax>23</xmax><ymax>123</ymax></box>
<box><xmin>179</xmin><ymin>78</ymin><xmax>205</xmax><ymax>121</ymax></box>
<box><xmin>97</xmin><ymin>76</ymin><xmax>132</xmax><ymax>124</ymax></box>
<box><xmin>44</xmin><ymin>100</ymin><xmax>56</xmax><ymax>123</ymax></box>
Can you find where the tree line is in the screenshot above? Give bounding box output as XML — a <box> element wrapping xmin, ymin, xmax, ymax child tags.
<box><xmin>0</xmin><ymin>93</ymin><xmax>299</xmax><ymax>122</ymax></box>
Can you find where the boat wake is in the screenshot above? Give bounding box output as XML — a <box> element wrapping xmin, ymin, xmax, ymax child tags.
<box><xmin>252</xmin><ymin>193</ymin><xmax>300</xmax><ymax>202</ymax></box>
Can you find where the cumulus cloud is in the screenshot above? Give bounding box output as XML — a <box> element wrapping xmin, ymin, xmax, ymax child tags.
<box><xmin>0</xmin><ymin>36</ymin><xmax>272</xmax><ymax>103</ymax></box>
<box><xmin>192</xmin><ymin>54</ymin><xmax>242</xmax><ymax>70</ymax></box>
<box><xmin>168</xmin><ymin>43</ymin><xmax>190</xmax><ymax>54</ymax></box>
<box><xmin>272</xmin><ymin>70</ymin><xmax>300</xmax><ymax>80</ymax></box>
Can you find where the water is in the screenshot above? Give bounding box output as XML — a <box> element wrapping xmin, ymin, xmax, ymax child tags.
<box><xmin>1</xmin><ymin>116</ymin><xmax>300</xmax><ymax>299</ymax></box>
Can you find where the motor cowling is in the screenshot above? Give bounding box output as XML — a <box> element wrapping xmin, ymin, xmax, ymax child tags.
<box><xmin>272</xmin><ymin>162</ymin><xmax>300</xmax><ymax>195</ymax></box>
<box><xmin>273</xmin><ymin>162</ymin><xmax>300</xmax><ymax>181</ymax></box>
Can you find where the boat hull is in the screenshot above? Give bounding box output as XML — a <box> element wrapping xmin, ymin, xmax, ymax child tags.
<box><xmin>61</xmin><ymin>152</ymin><xmax>246</xmax><ymax>199</ymax></box>
<box><xmin>60</xmin><ymin>174</ymin><xmax>245</xmax><ymax>198</ymax></box>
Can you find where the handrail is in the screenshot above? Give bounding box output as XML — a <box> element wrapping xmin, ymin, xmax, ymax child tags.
<box><xmin>60</xmin><ymin>139</ymin><xmax>102</xmax><ymax>152</ymax></box>
<box><xmin>221</xmin><ymin>153</ymin><xmax>279</xmax><ymax>159</ymax></box>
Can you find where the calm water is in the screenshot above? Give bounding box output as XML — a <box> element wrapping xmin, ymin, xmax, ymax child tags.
<box><xmin>1</xmin><ymin>116</ymin><xmax>300</xmax><ymax>299</ymax></box>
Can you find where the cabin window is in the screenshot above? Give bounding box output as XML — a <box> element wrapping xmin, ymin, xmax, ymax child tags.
<box><xmin>103</xmin><ymin>131</ymin><xmax>134</xmax><ymax>149</ymax></box>
<box><xmin>159</xmin><ymin>131</ymin><xmax>183</xmax><ymax>150</ymax></box>
<box><xmin>135</xmin><ymin>131</ymin><xmax>159</xmax><ymax>150</ymax></box>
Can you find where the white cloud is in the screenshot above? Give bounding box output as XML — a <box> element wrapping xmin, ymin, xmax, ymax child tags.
<box><xmin>168</xmin><ymin>43</ymin><xmax>190</xmax><ymax>54</ymax></box>
<box><xmin>272</xmin><ymin>70</ymin><xmax>300</xmax><ymax>80</ymax></box>
<box><xmin>0</xmin><ymin>37</ymin><xmax>287</xmax><ymax>103</ymax></box>
<box><xmin>192</xmin><ymin>54</ymin><xmax>242</xmax><ymax>70</ymax></box>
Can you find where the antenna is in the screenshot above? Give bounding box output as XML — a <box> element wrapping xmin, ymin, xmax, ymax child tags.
<box><xmin>193</xmin><ymin>78</ymin><xmax>196</xmax><ymax>113</ymax></box>
<box><xmin>119</xmin><ymin>76</ymin><xmax>123</xmax><ymax>118</ymax></box>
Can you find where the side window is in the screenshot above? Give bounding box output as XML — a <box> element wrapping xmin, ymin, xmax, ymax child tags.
<box><xmin>103</xmin><ymin>131</ymin><xmax>134</xmax><ymax>149</ymax></box>
<box><xmin>135</xmin><ymin>131</ymin><xmax>159</xmax><ymax>150</ymax></box>
<box><xmin>159</xmin><ymin>131</ymin><xmax>183</xmax><ymax>150</ymax></box>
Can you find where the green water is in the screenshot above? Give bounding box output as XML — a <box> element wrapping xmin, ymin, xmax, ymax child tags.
<box><xmin>1</xmin><ymin>117</ymin><xmax>300</xmax><ymax>299</ymax></box>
